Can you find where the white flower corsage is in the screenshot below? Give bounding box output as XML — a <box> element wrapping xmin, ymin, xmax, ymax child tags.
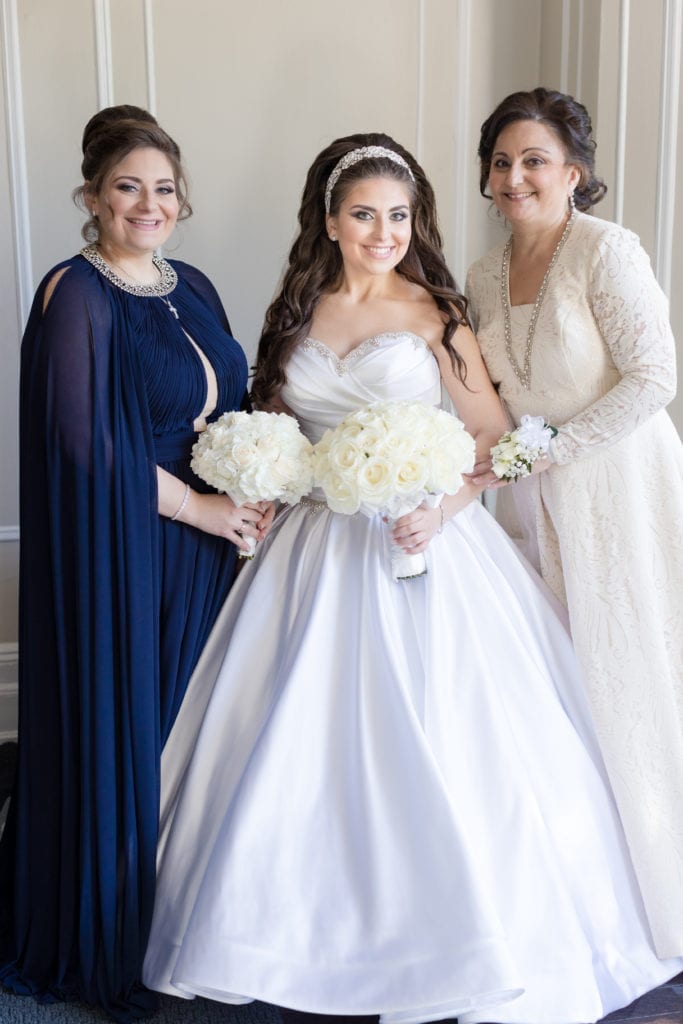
<box><xmin>490</xmin><ymin>414</ymin><xmax>557</xmax><ymax>481</ymax></box>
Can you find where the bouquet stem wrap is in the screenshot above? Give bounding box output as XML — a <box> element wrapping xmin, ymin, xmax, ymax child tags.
<box><xmin>386</xmin><ymin>493</ymin><xmax>442</xmax><ymax>580</ymax></box>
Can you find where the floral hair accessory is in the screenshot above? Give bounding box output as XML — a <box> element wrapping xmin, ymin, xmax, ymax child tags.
<box><xmin>490</xmin><ymin>414</ymin><xmax>558</xmax><ymax>481</ymax></box>
<box><xmin>324</xmin><ymin>146</ymin><xmax>415</xmax><ymax>214</ymax></box>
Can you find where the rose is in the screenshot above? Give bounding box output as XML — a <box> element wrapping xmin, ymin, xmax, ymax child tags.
<box><xmin>395</xmin><ymin>458</ymin><xmax>429</xmax><ymax>495</ymax></box>
<box><xmin>320</xmin><ymin>471</ymin><xmax>360</xmax><ymax>514</ymax></box>
<box><xmin>229</xmin><ymin>441</ymin><xmax>259</xmax><ymax>467</ymax></box>
<box><xmin>326</xmin><ymin>437</ymin><xmax>365</xmax><ymax>473</ymax></box>
<box><xmin>379</xmin><ymin>428</ymin><xmax>416</xmax><ymax>460</ymax></box>
<box><xmin>426</xmin><ymin>449</ymin><xmax>465</xmax><ymax>493</ymax></box>
<box><xmin>357</xmin><ymin>456</ymin><xmax>395</xmax><ymax>505</ymax></box>
<box><xmin>355</xmin><ymin>426</ymin><xmax>385</xmax><ymax>455</ymax></box>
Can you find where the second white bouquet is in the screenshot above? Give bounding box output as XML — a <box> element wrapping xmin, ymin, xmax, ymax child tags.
<box><xmin>191</xmin><ymin>410</ymin><xmax>314</xmax><ymax>556</ymax></box>
<box><xmin>312</xmin><ymin>400</ymin><xmax>475</xmax><ymax>580</ymax></box>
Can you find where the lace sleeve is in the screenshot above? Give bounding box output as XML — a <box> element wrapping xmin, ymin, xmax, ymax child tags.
<box><xmin>550</xmin><ymin>229</ymin><xmax>677</xmax><ymax>464</ymax></box>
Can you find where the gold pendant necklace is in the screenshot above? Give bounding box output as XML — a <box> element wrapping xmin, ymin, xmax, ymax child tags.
<box><xmin>501</xmin><ymin>211</ymin><xmax>576</xmax><ymax>390</ymax></box>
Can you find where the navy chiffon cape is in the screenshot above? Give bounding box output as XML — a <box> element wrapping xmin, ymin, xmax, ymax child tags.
<box><xmin>0</xmin><ymin>255</ymin><xmax>248</xmax><ymax>1020</ymax></box>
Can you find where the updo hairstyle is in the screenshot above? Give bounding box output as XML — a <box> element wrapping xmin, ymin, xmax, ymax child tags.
<box><xmin>477</xmin><ymin>87</ymin><xmax>607</xmax><ymax>211</ymax></box>
<box><xmin>73</xmin><ymin>103</ymin><xmax>192</xmax><ymax>242</ymax></box>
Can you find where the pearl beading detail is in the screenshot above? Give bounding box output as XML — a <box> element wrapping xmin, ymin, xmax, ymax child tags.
<box><xmin>302</xmin><ymin>332</ymin><xmax>427</xmax><ymax>377</ymax></box>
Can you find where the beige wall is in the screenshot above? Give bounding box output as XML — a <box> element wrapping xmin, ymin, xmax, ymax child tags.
<box><xmin>0</xmin><ymin>0</ymin><xmax>681</xmax><ymax>734</ymax></box>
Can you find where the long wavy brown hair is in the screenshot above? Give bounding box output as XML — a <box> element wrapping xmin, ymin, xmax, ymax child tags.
<box><xmin>251</xmin><ymin>132</ymin><xmax>469</xmax><ymax>407</ymax></box>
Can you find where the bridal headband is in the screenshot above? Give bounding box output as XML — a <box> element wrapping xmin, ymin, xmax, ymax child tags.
<box><xmin>324</xmin><ymin>146</ymin><xmax>416</xmax><ymax>213</ymax></box>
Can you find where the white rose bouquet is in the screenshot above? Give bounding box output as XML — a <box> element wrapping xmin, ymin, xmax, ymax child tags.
<box><xmin>490</xmin><ymin>414</ymin><xmax>557</xmax><ymax>481</ymax></box>
<box><xmin>312</xmin><ymin>400</ymin><xmax>475</xmax><ymax>581</ymax></box>
<box><xmin>191</xmin><ymin>410</ymin><xmax>314</xmax><ymax>556</ymax></box>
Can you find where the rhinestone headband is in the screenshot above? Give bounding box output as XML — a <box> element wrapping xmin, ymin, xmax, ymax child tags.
<box><xmin>324</xmin><ymin>146</ymin><xmax>415</xmax><ymax>213</ymax></box>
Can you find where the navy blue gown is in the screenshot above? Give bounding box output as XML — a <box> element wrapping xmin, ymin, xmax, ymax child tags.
<box><xmin>0</xmin><ymin>252</ymin><xmax>248</xmax><ymax>1020</ymax></box>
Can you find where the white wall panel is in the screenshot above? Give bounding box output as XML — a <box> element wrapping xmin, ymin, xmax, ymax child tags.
<box><xmin>464</xmin><ymin>0</ymin><xmax>543</xmax><ymax>270</ymax></box>
<box><xmin>667</xmin><ymin>2</ymin><xmax>683</xmax><ymax>429</ymax></box>
<box><xmin>110</xmin><ymin>0</ymin><xmax>149</xmax><ymax>109</ymax></box>
<box><xmin>151</xmin><ymin>0</ymin><xmax>421</xmax><ymax>364</ymax></box>
<box><xmin>0</xmin><ymin>9</ymin><xmax>21</xmax><ymax>512</ymax></box>
<box><xmin>19</xmin><ymin>0</ymin><xmax>98</xmax><ymax>278</ymax></box>
<box><xmin>621</xmin><ymin>1</ymin><xmax>664</xmax><ymax>256</ymax></box>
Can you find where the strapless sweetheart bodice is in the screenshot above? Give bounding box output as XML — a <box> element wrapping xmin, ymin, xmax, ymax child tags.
<box><xmin>281</xmin><ymin>331</ymin><xmax>441</xmax><ymax>444</ymax></box>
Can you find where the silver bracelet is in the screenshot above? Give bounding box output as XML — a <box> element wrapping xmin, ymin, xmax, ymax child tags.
<box><xmin>437</xmin><ymin>504</ymin><xmax>445</xmax><ymax>534</ymax></box>
<box><xmin>171</xmin><ymin>482</ymin><xmax>191</xmax><ymax>521</ymax></box>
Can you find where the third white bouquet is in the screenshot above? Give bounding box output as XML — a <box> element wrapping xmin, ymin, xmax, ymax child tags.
<box><xmin>490</xmin><ymin>414</ymin><xmax>557</xmax><ymax>481</ymax></box>
<box><xmin>312</xmin><ymin>400</ymin><xmax>475</xmax><ymax>580</ymax></box>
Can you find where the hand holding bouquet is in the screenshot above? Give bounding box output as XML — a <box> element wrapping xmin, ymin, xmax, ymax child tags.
<box><xmin>191</xmin><ymin>410</ymin><xmax>314</xmax><ymax>556</ymax></box>
<box><xmin>490</xmin><ymin>415</ymin><xmax>557</xmax><ymax>482</ymax></box>
<box><xmin>312</xmin><ymin>400</ymin><xmax>475</xmax><ymax>580</ymax></box>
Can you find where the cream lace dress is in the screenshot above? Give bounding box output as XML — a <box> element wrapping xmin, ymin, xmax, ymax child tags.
<box><xmin>467</xmin><ymin>210</ymin><xmax>683</xmax><ymax>959</ymax></box>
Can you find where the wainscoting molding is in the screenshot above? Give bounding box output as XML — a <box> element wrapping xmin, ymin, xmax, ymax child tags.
<box><xmin>0</xmin><ymin>643</ymin><xmax>18</xmax><ymax>742</ymax></box>
<box><xmin>614</xmin><ymin>0</ymin><xmax>630</xmax><ymax>225</ymax></box>
<box><xmin>143</xmin><ymin>0</ymin><xmax>157</xmax><ymax>116</ymax></box>
<box><xmin>93</xmin><ymin>0</ymin><xmax>114</xmax><ymax>108</ymax></box>
<box><xmin>451</xmin><ymin>0</ymin><xmax>472</xmax><ymax>285</ymax></box>
<box><xmin>654</xmin><ymin>0</ymin><xmax>682</xmax><ymax>296</ymax></box>
<box><xmin>1</xmin><ymin>0</ymin><xmax>33</xmax><ymax>328</ymax></box>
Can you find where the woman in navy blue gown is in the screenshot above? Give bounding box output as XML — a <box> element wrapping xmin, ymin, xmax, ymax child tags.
<box><xmin>0</xmin><ymin>105</ymin><xmax>272</xmax><ymax>1021</ymax></box>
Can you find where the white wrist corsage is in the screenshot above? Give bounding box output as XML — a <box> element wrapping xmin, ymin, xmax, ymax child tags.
<box><xmin>490</xmin><ymin>414</ymin><xmax>557</xmax><ymax>481</ymax></box>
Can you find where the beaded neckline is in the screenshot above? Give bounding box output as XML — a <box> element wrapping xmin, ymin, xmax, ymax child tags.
<box><xmin>303</xmin><ymin>332</ymin><xmax>428</xmax><ymax>376</ymax></box>
<box><xmin>501</xmin><ymin>211</ymin><xmax>576</xmax><ymax>390</ymax></box>
<box><xmin>80</xmin><ymin>245</ymin><xmax>178</xmax><ymax>297</ymax></box>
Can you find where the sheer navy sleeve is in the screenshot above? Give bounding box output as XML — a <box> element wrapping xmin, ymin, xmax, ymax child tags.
<box><xmin>0</xmin><ymin>259</ymin><xmax>161</xmax><ymax>1020</ymax></box>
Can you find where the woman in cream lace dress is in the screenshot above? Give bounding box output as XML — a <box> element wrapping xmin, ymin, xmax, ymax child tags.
<box><xmin>466</xmin><ymin>87</ymin><xmax>683</xmax><ymax>959</ymax></box>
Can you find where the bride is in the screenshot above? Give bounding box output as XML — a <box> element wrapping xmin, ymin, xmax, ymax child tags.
<box><xmin>142</xmin><ymin>133</ymin><xmax>682</xmax><ymax>1024</ymax></box>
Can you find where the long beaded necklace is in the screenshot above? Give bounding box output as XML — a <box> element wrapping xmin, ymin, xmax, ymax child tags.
<box><xmin>501</xmin><ymin>210</ymin><xmax>576</xmax><ymax>389</ymax></box>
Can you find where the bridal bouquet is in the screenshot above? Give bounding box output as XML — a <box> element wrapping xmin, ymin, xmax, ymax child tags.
<box><xmin>191</xmin><ymin>410</ymin><xmax>314</xmax><ymax>556</ymax></box>
<box><xmin>490</xmin><ymin>414</ymin><xmax>557</xmax><ymax>481</ymax></box>
<box><xmin>312</xmin><ymin>400</ymin><xmax>475</xmax><ymax>580</ymax></box>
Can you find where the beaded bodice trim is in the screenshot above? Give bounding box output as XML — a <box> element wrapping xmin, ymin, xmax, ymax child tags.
<box><xmin>303</xmin><ymin>332</ymin><xmax>428</xmax><ymax>376</ymax></box>
<box><xmin>80</xmin><ymin>244</ymin><xmax>178</xmax><ymax>297</ymax></box>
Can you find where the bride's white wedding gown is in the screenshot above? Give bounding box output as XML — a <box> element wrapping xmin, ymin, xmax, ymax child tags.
<box><xmin>143</xmin><ymin>332</ymin><xmax>681</xmax><ymax>1024</ymax></box>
